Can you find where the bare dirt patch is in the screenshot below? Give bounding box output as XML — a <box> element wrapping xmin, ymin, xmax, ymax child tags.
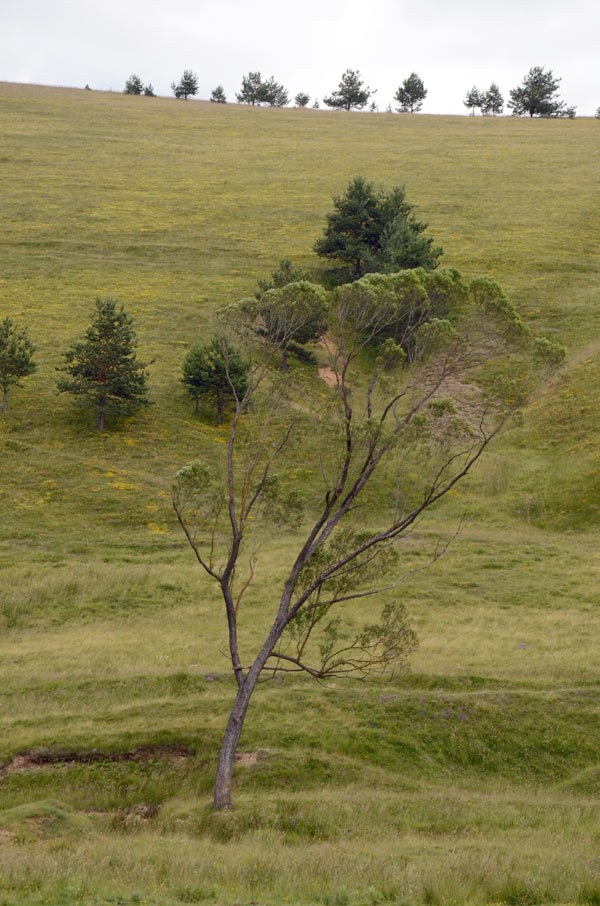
<box><xmin>318</xmin><ymin>365</ymin><xmax>337</xmax><ymax>387</ymax></box>
<box><xmin>0</xmin><ymin>745</ymin><xmax>193</xmax><ymax>777</ymax></box>
<box><xmin>234</xmin><ymin>751</ymin><xmax>264</xmax><ymax>767</ymax></box>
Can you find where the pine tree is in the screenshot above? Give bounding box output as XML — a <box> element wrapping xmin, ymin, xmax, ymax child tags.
<box><xmin>314</xmin><ymin>177</ymin><xmax>442</xmax><ymax>279</ymax></box>
<box><xmin>323</xmin><ymin>69</ymin><xmax>373</xmax><ymax>111</ymax></box>
<box><xmin>394</xmin><ymin>73</ymin><xmax>427</xmax><ymax>112</ymax></box>
<box><xmin>236</xmin><ymin>72</ymin><xmax>264</xmax><ymax>105</ymax></box>
<box><xmin>508</xmin><ymin>67</ymin><xmax>574</xmax><ymax>117</ymax></box>
<box><xmin>143</xmin><ymin>84</ymin><xmax>156</xmax><ymax>97</ymax></box>
<box><xmin>182</xmin><ymin>336</ymin><xmax>249</xmax><ymax>423</ymax></box>
<box><xmin>294</xmin><ymin>92</ymin><xmax>310</xmax><ymax>108</ymax></box>
<box><xmin>482</xmin><ymin>83</ymin><xmax>504</xmax><ymax>116</ymax></box>
<box><xmin>464</xmin><ymin>86</ymin><xmax>484</xmax><ymax>115</ymax></box>
<box><xmin>124</xmin><ymin>74</ymin><xmax>144</xmax><ymax>95</ymax></box>
<box><xmin>0</xmin><ymin>317</ymin><xmax>36</xmax><ymax>412</ymax></box>
<box><xmin>260</xmin><ymin>76</ymin><xmax>289</xmax><ymax>107</ymax></box>
<box><xmin>57</xmin><ymin>299</ymin><xmax>150</xmax><ymax>431</ymax></box>
<box><xmin>171</xmin><ymin>70</ymin><xmax>199</xmax><ymax>100</ymax></box>
<box><xmin>210</xmin><ymin>85</ymin><xmax>227</xmax><ymax>103</ymax></box>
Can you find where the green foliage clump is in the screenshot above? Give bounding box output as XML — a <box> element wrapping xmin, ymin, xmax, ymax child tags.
<box><xmin>0</xmin><ymin>316</ymin><xmax>36</xmax><ymax>412</ymax></box>
<box><xmin>314</xmin><ymin>176</ymin><xmax>442</xmax><ymax>280</ymax></box>
<box><xmin>256</xmin><ymin>258</ymin><xmax>309</xmax><ymax>296</ymax></box>
<box><xmin>56</xmin><ymin>298</ymin><xmax>150</xmax><ymax>431</ymax></box>
<box><xmin>182</xmin><ymin>335</ymin><xmax>249</xmax><ymax>423</ymax></box>
<box><xmin>222</xmin><ymin>280</ymin><xmax>328</xmax><ymax>371</ymax></box>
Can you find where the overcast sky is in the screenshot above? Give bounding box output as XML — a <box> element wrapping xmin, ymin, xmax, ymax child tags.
<box><xmin>1</xmin><ymin>0</ymin><xmax>598</xmax><ymax>115</ymax></box>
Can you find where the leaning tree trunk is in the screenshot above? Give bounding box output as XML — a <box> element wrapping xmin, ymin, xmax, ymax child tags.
<box><xmin>213</xmin><ymin>614</ymin><xmax>288</xmax><ymax>809</ymax></box>
<box><xmin>213</xmin><ymin>675</ymin><xmax>257</xmax><ymax>809</ymax></box>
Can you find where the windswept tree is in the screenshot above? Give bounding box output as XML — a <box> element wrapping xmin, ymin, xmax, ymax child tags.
<box><xmin>294</xmin><ymin>92</ymin><xmax>310</xmax><ymax>108</ymax></box>
<box><xmin>508</xmin><ymin>66</ymin><xmax>575</xmax><ymax>117</ymax></box>
<box><xmin>314</xmin><ymin>176</ymin><xmax>442</xmax><ymax>280</ymax></box>
<box><xmin>182</xmin><ymin>336</ymin><xmax>249</xmax><ymax>423</ymax></box>
<box><xmin>171</xmin><ymin>70</ymin><xmax>199</xmax><ymax>100</ymax></box>
<box><xmin>173</xmin><ymin>270</ymin><xmax>564</xmax><ymax>810</ymax></box>
<box><xmin>57</xmin><ymin>298</ymin><xmax>150</xmax><ymax>431</ymax></box>
<box><xmin>394</xmin><ymin>73</ymin><xmax>427</xmax><ymax>112</ymax></box>
<box><xmin>323</xmin><ymin>69</ymin><xmax>373</xmax><ymax>111</ymax></box>
<box><xmin>124</xmin><ymin>74</ymin><xmax>144</xmax><ymax>95</ymax></box>
<box><xmin>0</xmin><ymin>317</ymin><xmax>36</xmax><ymax>412</ymax></box>
<box><xmin>210</xmin><ymin>85</ymin><xmax>227</xmax><ymax>103</ymax></box>
<box><xmin>464</xmin><ymin>86</ymin><xmax>484</xmax><ymax>115</ymax></box>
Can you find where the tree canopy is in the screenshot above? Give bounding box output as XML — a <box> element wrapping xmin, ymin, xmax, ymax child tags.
<box><xmin>394</xmin><ymin>73</ymin><xmax>427</xmax><ymax>112</ymax></box>
<box><xmin>508</xmin><ymin>67</ymin><xmax>575</xmax><ymax>117</ymax></box>
<box><xmin>323</xmin><ymin>69</ymin><xmax>373</xmax><ymax>111</ymax></box>
<box><xmin>57</xmin><ymin>298</ymin><xmax>150</xmax><ymax>431</ymax></box>
<box><xmin>0</xmin><ymin>317</ymin><xmax>36</xmax><ymax>412</ymax></box>
<box><xmin>314</xmin><ymin>177</ymin><xmax>442</xmax><ymax>280</ymax></box>
<box><xmin>221</xmin><ymin>280</ymin><xmax>328</xmax><ymax>371</ymax></box>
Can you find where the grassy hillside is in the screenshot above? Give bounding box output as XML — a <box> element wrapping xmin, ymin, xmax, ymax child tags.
<box><xmin>0</xmin><ymin>82</ymin><xmax>599</xmax><ymax>906</ymax></box>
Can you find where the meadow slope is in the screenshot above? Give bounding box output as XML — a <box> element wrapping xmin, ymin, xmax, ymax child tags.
<box><xmin>0</xmin><ymin>82</ymin><xmax>599</xmax><ymax>906</ymax></box>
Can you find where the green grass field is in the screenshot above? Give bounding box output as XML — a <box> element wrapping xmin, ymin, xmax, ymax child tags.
<box><xmin>0</xmin><ymin>82</ymin><xmax>599</xmax><ymax>906</ymax></box>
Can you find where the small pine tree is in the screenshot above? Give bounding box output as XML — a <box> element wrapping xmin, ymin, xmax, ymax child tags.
<box><xmin>256</xmin><ymin>259</ymin><xmax>310</xmax><ymax>296</ymax></box>
<box><xmin>323</xmin><ymin>69</ymin><xmax>373</xmax><ymax>111</ymax></box>
<box><xmin>596</xmin><ymin>107</ymin><xmax>600</xmax><ymax>119</ymax></box>
<box><xmin>57</xmin><ymin>298</ymin><xmax>150</xmax><ymax>431</ymax></box>
<box><xmin>124</xmin><ymin>74</ymin><xmax>144</xmax><ymax>95</ymax></box>
<box><xmin>464</xmin><ymin>86</ymin><xmax>484</xmax><ymax>115</ymax></box>
<box><xmin>236</xmin><ymin>72</ymin><xmax>264</xmax><ymax>105</ymax></box>
<box><xmin>312</xmin><ymin>98</ymin><xmax>320</xmax><ymax>109</ymax></box>
<box><xmin>482</xmin><ymin>83</ymin><xmax>504</xmax><ymax>116</ymax></box>
<box><xmin>210</xmin><ymin>85</ymin><xmax>227</xmax><ymax>103</ymax></box>
<box><xmin>394</xmin><ymin>73</ymin><xmax>427</xmax><ymax>113</ymax></box>
<box><xmin>295</xmin><ymin>92</ymin><xmax>310</xmax><ymax>108</ymax></box>
<box><xmin>143</xmin><ymin>84</ymin><xmax>156</xmax><ymax>97</ymax></box>
<box><xmin>171</xmin><ymin>70</ymin><xmax>199</xmax><ymax>100</ymax></box>
<box><xmin>182</xmin><ymin>336</ymin><xmax>249</xmax><ymax>424</ymax></box>
<box><xmin>0</xmin><ymin>317</ymin><xmax>36</xmax><ymax>412</ymax></box>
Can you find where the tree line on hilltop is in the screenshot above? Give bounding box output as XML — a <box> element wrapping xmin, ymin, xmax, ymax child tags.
<box><xmin>120</xmin><ymin>66</ymin><xmax>580</xmax><ymax>117</ymax></box>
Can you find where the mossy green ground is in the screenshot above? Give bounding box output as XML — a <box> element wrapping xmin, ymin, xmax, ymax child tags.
<box><xmin>0</xmin><ymin>82</ymin><xmax>599</xmax><ymax>905</ymax></box>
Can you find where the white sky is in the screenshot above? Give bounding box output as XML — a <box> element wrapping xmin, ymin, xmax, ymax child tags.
<box><xmin>1</xmin><ymin>0</ymin><xmax>598</xmax><ymax>115</ymax></box>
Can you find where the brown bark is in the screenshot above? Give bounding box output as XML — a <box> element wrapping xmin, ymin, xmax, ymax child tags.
<box><xmin>98</xmin><ymin>409</ymin><xmax>105</xmax><ymax>431</ymax></box>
